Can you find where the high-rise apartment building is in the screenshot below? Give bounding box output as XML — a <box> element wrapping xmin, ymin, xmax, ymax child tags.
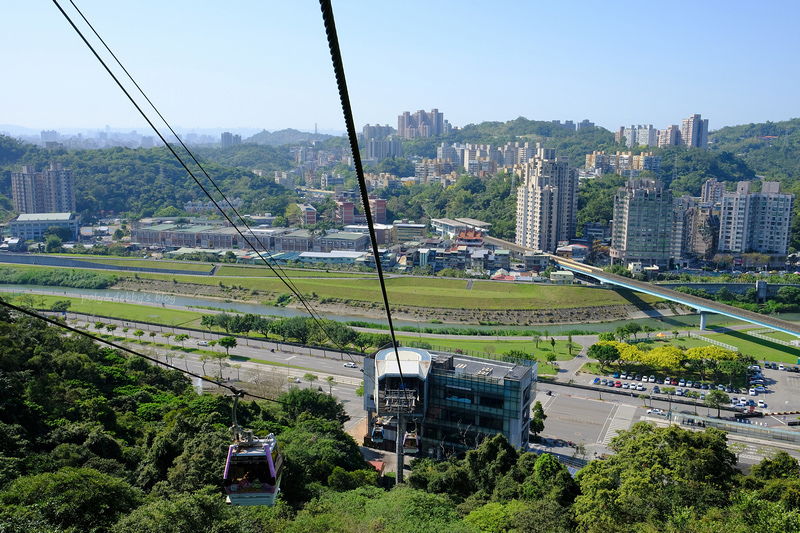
<box><xmin>718</xmin><ymin>181</ymin><xmax>794</xmax><ymax>254</ymax></box>
<box><xmin>11</xmin><ymin>163</ymin><xmax>76</xmax><ymax>214</ymax></box>
<box><xmin>657</xmin><ymin>125</ymin><xmax>681</xmax><ymax>147</ymax></box>
<box><xmin>610</xmin><ymin>179</ymin><xmax>673</xmax><ymax>268</ymax></box>
<box><xmin>515</xmin><ymin>147</ymin><xmax>578</xmax><ymax>252</ymax></box>
<box><xmin>361</xmin><ymin>124</ymin><xmax>394</xmax><ymax>140</ymax></box>
<box><xmin>221</xmin><ymin>132</ymin><xmax>242</xmax><ymax>147</ymax></box>
<box><xmin>681</xmin><ymin>114</ymin><xmax>709</xmax><ymax>148</ymax></box>
<box><xmin>397</xmin><ymin>109</ymin><xmax>450</xmax><ymax>139</ymax></box>
<box><xmin>701</xmin><ymin>177</ymin><xmax>727</xmax><ymax>205</ymax></box>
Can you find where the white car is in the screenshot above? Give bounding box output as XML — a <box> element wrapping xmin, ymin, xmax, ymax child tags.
<box><xmin>749</xmin><ymin>388</ymin><xmax>757</xmax><ymax>396</ymax></box>
<box><xmin>343</xmin><ymin>362</ymin><xmax>358</xmax><ymax>368</ymax></box>
<box><xmin>758</xmin><ymin>399</ymin><xmax>766</xmax><ymax>408</ymax></box>
<box><xmin>636</xmin><ymin>383</ymin><xmax>644</xmax><ymax>391</ymax></box>
<box><xmin>779</xmin><ymin>364</ymin><xmax>786</xmax><ymax>371</ymax></box>
<box><xmin>622</xmin><ymin>382</ymin><xmax>629</xmax><ymax>389</ymax></box>
<box><xmin>288</xmin><ymin>377</ymin><xmax>301</xmax><ymax>383</ymax></box>
<box><xmin>196</xmin><ymin>340</ymin><xmax>208</xmax><ymax>346</ymax></box>
<box><xmin>647</xmin><ymin>408</ymin><xmax>665</xmax><ymax>416</ymax></box>
<box><xmin>755</xmin><ymin>385</ymin><xmax>765</xmax><ymax>393</ymax></box>
<box><xmin>649</xmin><ymin>375</ymin><xmax>656</xmax><ymax>383</ymax></box>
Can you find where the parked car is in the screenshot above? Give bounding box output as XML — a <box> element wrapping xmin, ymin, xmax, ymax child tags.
<box><xmin>685</xmin><ymin>380</ymin><xmax>693</xmax><ymax>388</ymax></box>
<box><xmin>601</xmin><ymin>379</ymin><xmax>608</xmax><ymax>386</ymax></box>
<box><xmin>613</xmin><ymin>372</ymin><xmax>620</xmax><ymax>378</ymax></box>
<box><xmin>653</xmin><ymin>386</ymin><xmax>661</xmax><ymax>394</ymax></box>
<box><xmin>739</xmin><ymin>397</ymin><xmax>747</xmax><ymax>406</ymax></box>
<box><xmin>671</xmin><ymin>379</ymin><xmax>679</xmax><ymax>385</ymax></box>
<box><xmin>755</xmin><ymin>385</ymin><xmax>765</xmax><ymax>393</ymax></box>
<box><xmin>749</xmin><ymin>388</ymin><xmax>757</xmax><ymax>396</ymax></box>
<box><xmin>593</xmin><ymin>377</ymin><xmax>601</xmax><ymax>385</ymax></box>
<box><xmin>615</xmin><ymin>381</ymin><xmax>622</xmax><ymax>388</ymax></box>
<box><xmin>649</xmin><ymin>375</ymin><xmax>656</xmax><ymax>383</ymax></box>
<box><xmin>758</xmin><ymin>399</ymin><xmax>766</xmax><ymax>408</ymax></box>
<box><xmin>700</xmin><ymin>392</ymin><xmax>706</xmax><ymax>400</ymax></box>
<box><xmin>779</xmin><ymin>364</ymin><xmax>786</xmax><ymax>371</ymax></box>
<box><xmin>701</xmin><ymin>383</ymin><xmax>710</xmax><ymax>390</ymax></box>
<box><xmin>676</xmin><ymin>388</ymin><xmax>683</xmax><ymax>396</ymax></box>
<box><xmin>679</xmin><ymin>379</ymin><xmax>686</xmax><ymax>386</ymax></box>
<box><xmin>636</xmin><ymin>383</ymin><xmax>644</xmax><ymax>391</ymax></box>
<box><xmin>622</xmin><ymin>382</ymin><xmax>629</xmax><ymax>389</ymax></box>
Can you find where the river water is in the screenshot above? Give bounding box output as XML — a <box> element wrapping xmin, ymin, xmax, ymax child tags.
<box><xmin>2</xmin><ymin>284</ymin><xmax>797</xmax><ymax>334</ymax></box>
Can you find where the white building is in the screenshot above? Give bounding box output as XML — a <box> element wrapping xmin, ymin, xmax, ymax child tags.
<box><xmin>718</xmin><ymin>181</ymin><xmax>794</xmax><ymax>255</ymax></box>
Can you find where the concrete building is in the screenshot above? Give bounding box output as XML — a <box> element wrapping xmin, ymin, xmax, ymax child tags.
<box><xmin>681</xmin><ymin>114</ymin><xmax>709</xmax><ymax>149</ymax></box>
<box><xmin>718</xmin><ymin>181</ymin><xmax>794</xmax><ymax>255</ymax></box>
<box><xmin>701</xmin><ymin>178</ymin><xmax>727</xmax><ymax>205</ymax></box>
<box><xmin>221</xmin><ymin>132</ymin><xmax>241</xmax><ymax>147</ymax></box>
<box><xmin>392</xmin><ymin>221</ymin><xmax>427</xmax><ymax>244</ymax></box>
<box><xmin>610</xmin><ymin>179</ymin><xmax>673</xmax><ymax>268</ymax></box>
<box><xmin>363</xmin><ymin>346</ymin><xmax>535</xmax><ymax>456</ymax></box>
<box><xmin>11</xmin><ymin>163</ymin><xmax>76</xmax><ymax>214</ymax></box>
<box><xmin>515</xmin><ymin>147</ymin><xmax>578</xmax><ymax>252</ymax></box>
<box><xmin>397</xmin><ymin>109</ymin><xmax>450</xmax><ymax>139</ymax></box>
<box><xmin>657</xmin><ymin>125</ymin><xmax>681</xmax><ymax>147</ymax></box>
<box><xmin>368</xmin><ymin>196</ymin><xmax>387</xmax><ymax>224</ymax></box>
<box><xmin>9</xmin><ymin>213</ymin><xmax>80</xmax><ymax>241</ymax></box>
<box><xmin>335</xmin><ymin>199</ymin><xmax>356</xmax><ymax>225</ymax></box>
<box><xmin>297</xmin><ymin>203</ymin><xmax>317</xmax><ymax>225</ymax></box>
<box><xmin>364</xmin><ymin>139</ymin><xmax>402</xmax><ymax>161</ymax></box>
<box><xmin>314</xmin><ymin>231</ymin><xmax>369</xmax><ymax>253</ymax></box>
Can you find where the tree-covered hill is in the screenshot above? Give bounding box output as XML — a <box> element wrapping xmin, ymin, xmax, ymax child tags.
<box><xmin>1</xmin><ymin>306</ymin><xmax>800</xmax><ymax>531</ymax></box>
<box><xmin>0</xmin><ymin>138</ymin><xmax>298</xmax><ymax>220</ymax></box>
<box><xmin>245</xmin><ymin>128</ymin><xmax>334</xmax><ymax>146</ymax></box>
<box><xmin>710</xmin><ymin>118</ymin><xmax>800</xmax><ymax>181</ymax></box>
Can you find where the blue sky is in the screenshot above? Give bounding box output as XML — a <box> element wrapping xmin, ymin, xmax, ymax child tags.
<box><xmin>3</xmin><ymin>1</ymin><xmax>799</xmax><ymax>135</ymax></box>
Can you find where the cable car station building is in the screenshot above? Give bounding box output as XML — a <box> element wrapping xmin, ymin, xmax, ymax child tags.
<box><xmin>363</xmin><ymin>346</ymin><xmax>536</xmax><ymax>456</ymax></box>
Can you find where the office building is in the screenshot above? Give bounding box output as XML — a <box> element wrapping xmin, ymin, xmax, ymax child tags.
<box><xmin>718</xmin><ymin>181</ymin><xmax>794</xmax><ymax>255</ymax></box>
<box><xmin>515</xmin><ymin>147</ymin><xmax>578</xmax><ymax>252</ymax></box>
<box><xmin>610</xmin><ymin>179</ymin><xmax>673</xmax><ymax>268</ymax></box>
<box><xmin>11</xmin><ymin>163</ymin><xmax>76</xmax><ymax>214</ymax></box>
<box><xmin>363</xmin><ymin>346</ymin><xmax>535</xmax><ymax>456</ymax></box>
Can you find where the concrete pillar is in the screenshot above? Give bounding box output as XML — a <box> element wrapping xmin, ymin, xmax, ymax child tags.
<box><xmin>699</xmin><ymin>311</ymin><xmax>707</xmax><ymax>331</ymax></box>
<box><xmin>395</xmin><ymin>413</ymin><xmax>404</xmax><ymax>484</ymax></box>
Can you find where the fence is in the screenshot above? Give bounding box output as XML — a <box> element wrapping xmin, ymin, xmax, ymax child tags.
<box><xmin>687</xmin><ymin>332</ymin><xmax>738</xmax><ymax>351</ymax></box>
<box><xmin>746</xmin><ymin>329</ymin><xmax>794</xmax><ymax>347</ymax></box>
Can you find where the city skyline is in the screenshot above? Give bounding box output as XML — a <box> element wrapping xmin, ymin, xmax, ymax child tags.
<box><xmin>3</xmin><ymin>1</ymin><xmax>800</xmax><ymax>135</ymax></box>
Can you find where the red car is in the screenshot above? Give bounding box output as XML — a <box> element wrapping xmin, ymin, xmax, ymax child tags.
<box><xmin>615</xmin><ymin>381</ymin><xmax>622</xmax><ymax>388</ymax></box>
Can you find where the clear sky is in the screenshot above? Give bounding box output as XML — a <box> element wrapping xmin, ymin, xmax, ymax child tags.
<box><xmin>3</xmin><ymin>1</ymin><xmax>799</xmax><ymax>135</ymax></box>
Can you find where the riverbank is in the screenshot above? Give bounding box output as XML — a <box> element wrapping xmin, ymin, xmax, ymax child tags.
<box><xmin>111</xmin><ymin>276</ymin><xmax>689</xmax><ymax>326</ymax></box>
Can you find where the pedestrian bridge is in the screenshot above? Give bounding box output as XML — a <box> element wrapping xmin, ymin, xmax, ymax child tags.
<box><xmin>552</xmin><ymin>256</ymin><xmax>800</xmax><ymax>338</ymax></box>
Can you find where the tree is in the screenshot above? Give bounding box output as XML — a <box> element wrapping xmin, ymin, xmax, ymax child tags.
<box><xmin>44</xmin><ymin>234</ymin><xmax>63</xmax><ymax>253</ymax></box>
<box><xmin>325</xmin><ymin>376</ymin><xmax>336</xmax><ymax>394</ymax></box>
<box><xmin>550</xmin><ymin>337</ymin><xmax>556</xmax><ymax>350</ymax></box>
<box><xmin>546</xmin><ymin>352</ymin><xmax>557</xmax><ymax>366</ymax></box>
<box><xmin>50</xmin><ymin>300</ymin><xmax>71</xmax><ymax>312</ymax></box>
<box><xmin>277</xmin><ymin>387</ymin><xmax>349</xmax><ymax>425</ymax></box>
<box><xmin>587</xmin><ymin>342</ymin><xmax>620</xmax><ymax>371</ymax></box>
<box><xmin>105</xmin><ymin>323</ymin><xmax>117</xmax><ymax>335</ymax></box>
<box><xmin>641</xmin><ymin>324</ymin><xmax>655</xmax><ymax>338</ymax></box>
<box><xmin>530</xmin><ymin>400</ymin><xmax>546</xmax><ymax>438</ymax></box>
<box><xmin>149</xmin><ymin>331</ymin><xmax>157</xmax><ymax>342</ymax></box>
<box><xmin>353</xmin><ymin>332</ymin><xmax>374</xmax><ymax>353</ymax></box>
<box><xmin>598</xmin><ymin>332</ymin><xmax>615</xmax><ymax>342</ymax></box>
<box><xmin>44</xmin><ymin>225</ymin><xmax>74</xmax><ymax>241</ymax></box>
<box><xmin>94</xmin><ymin>321</ymin><xmax>104</xmax><ymax>331</ymax></box>
<box><xmin>532</xmin><ymin>333</ymin><xmax>541</xmax><ymax>349</ymax></box>
<box><xmin>163</xmin><ymin>331</ymin><xmax>173</xmax><ymax>345</ymax></box>
<box><xmin>1</xmin><ymin>468</ymin><xmax>143</xmax><ymax>531</ymax></box>
<box><xmin>218</xmin><ymin>336</ymin><xmax>237</xmax><ymax>355</ymax></box>
<box><xmin>174</xmin><ymin>333</ymin><xmax>189</xmax><ymax>349</ymax></box>
<box><xmin>133</xmin><ymin>329</ymin><xmax>144</xmax><ymax>343</ymax></box>
<box><xmin>213</xmin><ymin>313</ymin><xmax>232</xmax><ymax>333</ymax></box>
<box><xmin>200</xmin><ymin>314</ymin><xmax>215</xmax><ymax>336</ymax></box>
<box><xmin>122</xmin><ymin>326</ymin><xmax>129</xmax><ymax>338</ymax></box>
<box><xmin>626</xmin><ymin>323</ymin><xmax>642</xmax><ymax>339</ymax></box>
<box><xmin>705</xmin><ymin>389</ymin><xmax>730</xmax><ymax>418</ymax></box>
<box><xmin>304</xmin><ymin>372</ymin><xmax>318</xmax><ymax>389</ymax></box>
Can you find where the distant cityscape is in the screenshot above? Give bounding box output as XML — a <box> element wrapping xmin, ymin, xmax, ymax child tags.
<box><xmin>3</xmin><ymin>109</ymin><xmax>795</xmax><ymax>277</ymax></box>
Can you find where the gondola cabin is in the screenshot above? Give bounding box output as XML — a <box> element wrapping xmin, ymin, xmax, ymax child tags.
<box><xmin>223</xmin><ymin>431</ymin><xmax>283</xmax><ymax>506</ymax></box>
<box><xmin>402</xmin><ymin>431</ymin><xmax>419</xmax><ymax>454</ymax></box>
<box><xmin>371</xmin><ymin>425</ymin><xmax>384</xmax><ymax>443</ymax></box>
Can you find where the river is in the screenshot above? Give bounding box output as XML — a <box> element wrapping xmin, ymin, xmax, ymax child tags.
<box><xmin>2</xmin><ymin>284</ymin><xmax>797</xmax><ymax>334</ymax></box>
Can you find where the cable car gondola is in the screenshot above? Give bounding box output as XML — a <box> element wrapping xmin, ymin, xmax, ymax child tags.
<box><xmin>223</xmin><ymin>394</ymin><xmax>284</xmax><ymax>506</ymax></box>
<box><xmin>371</xmin><ymin>424</ymin><xmax>384</xmax><ymax>443</ymax></box>
<box><xmin>402</xmin><ymin>430</ymin><xmax>419</xmax><ymax>454</ymax></box>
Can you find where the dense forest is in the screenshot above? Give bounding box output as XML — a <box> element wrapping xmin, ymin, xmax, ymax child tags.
<box><xmin>1</xmin><ymin>308</ymin><xmax>799</xmax><ymax>532</ymax></box>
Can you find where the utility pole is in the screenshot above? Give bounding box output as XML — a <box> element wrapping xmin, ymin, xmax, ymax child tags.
<box><xmin>395</xmin><ymin>411</ymin><xmax>404</xmax><ymax>484</ymax></box>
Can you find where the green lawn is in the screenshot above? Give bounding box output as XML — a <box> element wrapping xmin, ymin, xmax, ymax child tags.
<box><xmin>215</xmin><ymin>265</ymin><xmax>377</xmax><ymax>279</ymax></box>
<box><xmin>49</xmin><ymin>256</ymin><xmax>215</xmax><ymax>272</ymax></box>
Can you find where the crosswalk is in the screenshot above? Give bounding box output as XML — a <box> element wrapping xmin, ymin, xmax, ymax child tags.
<box><xmin>600</xmin><ymin>404</ymin><xmax>638</xmax><ymax>445</ymax></box>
